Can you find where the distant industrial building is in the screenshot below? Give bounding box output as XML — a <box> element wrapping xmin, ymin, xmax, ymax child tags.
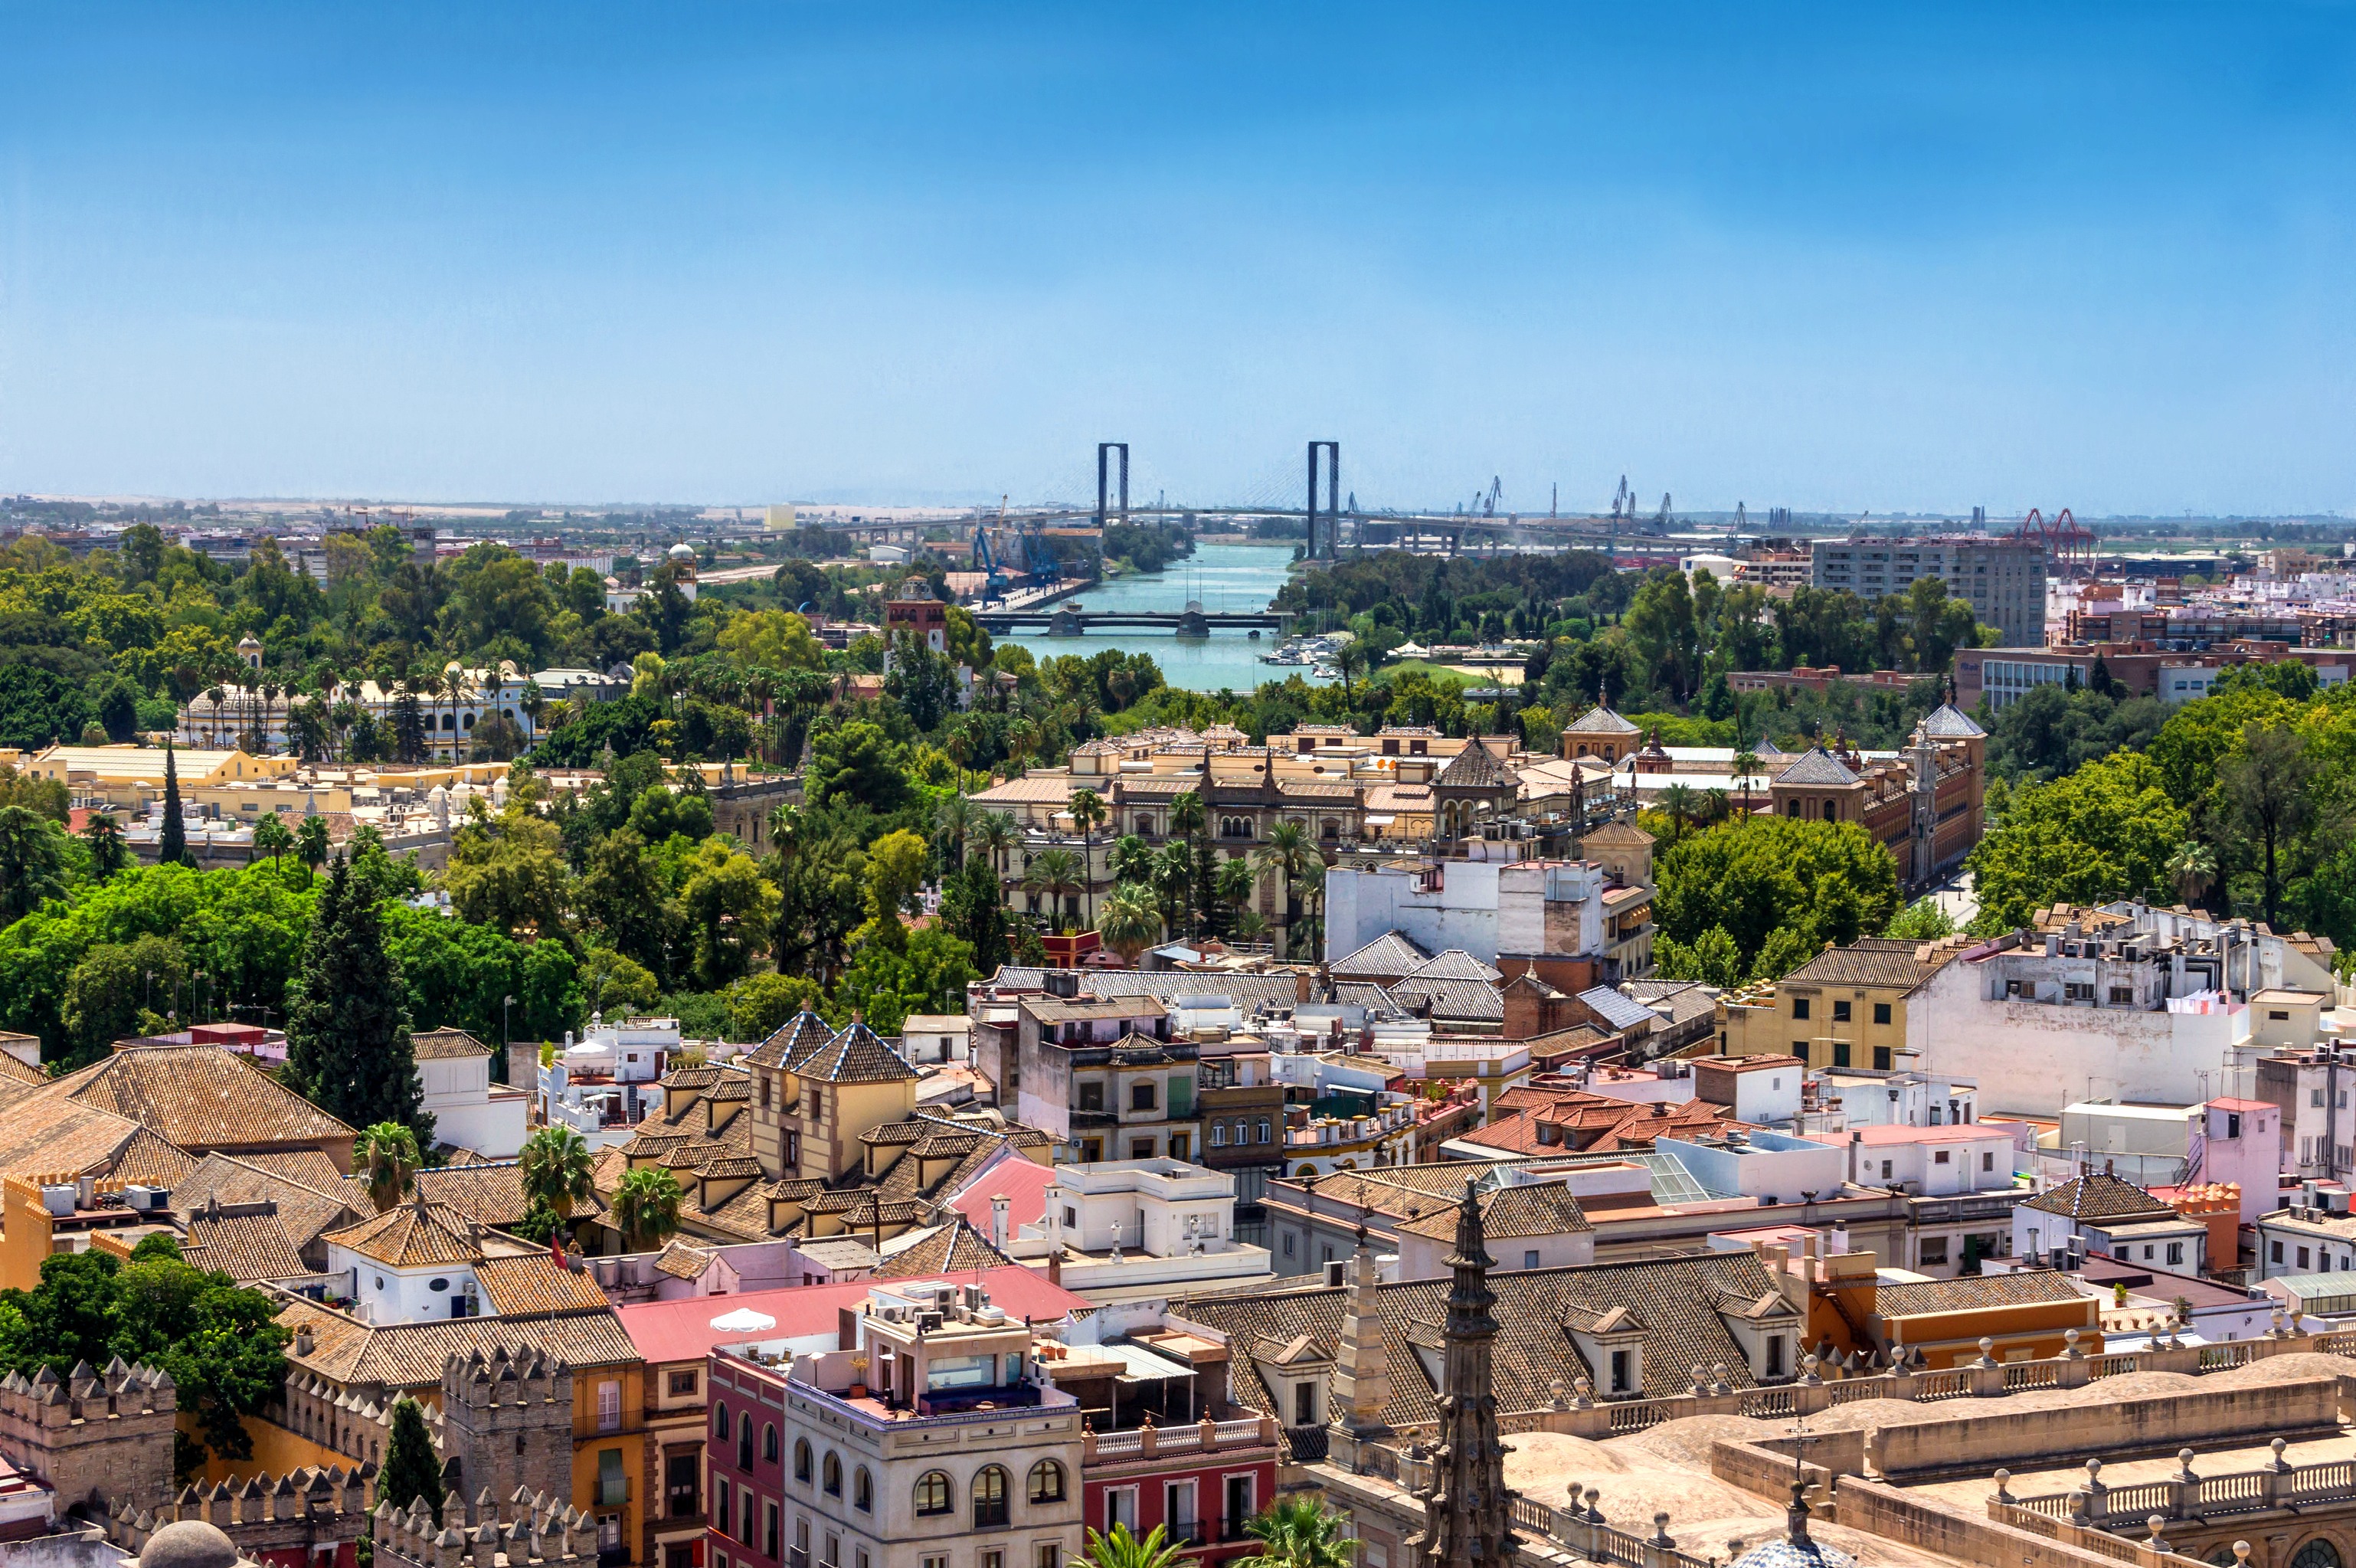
<box><xmin>1810</xmin><ymin>535</ymin><xmax>2048</xmax><ymax>645</ymax></box>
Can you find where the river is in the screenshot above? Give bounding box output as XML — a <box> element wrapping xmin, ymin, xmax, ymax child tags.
<box><xmin>998</xmin><ymin>542</ymin><xmax>1333</xmax><ymax>693</ymax></box>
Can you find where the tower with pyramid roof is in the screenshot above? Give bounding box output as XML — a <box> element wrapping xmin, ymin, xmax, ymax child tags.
<box><xmin>1409</xmin><ymin>1179</ymin><xmax>1516</xmax><ymax>1568</ymax></box>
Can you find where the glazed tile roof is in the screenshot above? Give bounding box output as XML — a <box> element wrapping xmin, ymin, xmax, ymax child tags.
<box><xmin>411</xmin><ymin>1030</ymin><xmax>492</xmax><ymax>1061</ymax></box>
<box><xmin>1873</xmin><ymin>1272</ymin><xmax>2088</xmax><ymax>1318</ymax></box>
<box><xmin>1621</xmin><ymin>980</ymin><xmax>1719</xmax><ymax>1029</ymax></box>
<box><xmin>1328</xmin><ymin>933</ymin><xmax>1435</xmax><ymax>980</ymax></box>
<box><xmin>1563</xmin><ymin>706</ymin><xmax>1639</xmax><ymax>735</ymax></box>
<box><xmin>1773</xmin><ymin>748</ymin><xmax>1861</xmax><ymax>787</ymax></box>
<box><xmin>1180</xmin><ymin>1251</ymin><xmax>1788</xmax><ymax>1423</ymax></box>
<box><xmin>791</xmin><ymin>1023</ymin><xmax>909</xmax><ymax>1084</ymax></box>
<box><xmin>33</xmin><ymin>1044</ymin><xmax>354</xmax><ymax>1155</ymax></box>
<box><xmin>1919</xmin><ymin>703</ymin><xmax>1987</xmax><ymax>738</ymax></box>
<box><xmin>322</xmin><ymin>1197</ymin><xmax>485</xmax><ymax>1267</ymax></box>
<box><xmin>1434</xmin><ymin>742</ymin><xmax>1508</xmax><ymax>791</ymax></box>
<box><xmin>472</xmin><ymin>1254</ymin><xmax>613</xmax><ymax>1314</ymax></box>
<box><xmin>2021</xmin><ymin>1170</ymin><xmax>2177</xmax><ymax>1223</ymax></box>
<box><xmin>273</xmin><ymin>1295</ymin><xmax>638</xmax><ymax>1390</ymax></box>
<box><xmin>1576</xmin><ymin>987</ymin><xmax>1660</xmax><ymax>1033</ymax></box>
<box><xmin>744</xmin><ymin>1009</ymin><xmax>834</xmax><ymax>1071</ymax></box>
<box><xmin>871</xmin><ymin>1219</ymin><xmax>1016</xmax><ymax>1278</ymax></box>
<box><xmin>182</xmin><ymin>1202</ymin><xmax>312</xmax><ymax>1282</ymax></box>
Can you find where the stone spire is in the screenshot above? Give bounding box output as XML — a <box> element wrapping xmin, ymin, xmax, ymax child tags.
<box><xmin>1411</xmin><ymin>1178</ymin><xmax>1516</xmax><ymax>1568</ymax></box>
<box><xmin>1331</xmin><ymin>1224</ymin><xmax>1390</xmax><ymax>1433</ymax></box>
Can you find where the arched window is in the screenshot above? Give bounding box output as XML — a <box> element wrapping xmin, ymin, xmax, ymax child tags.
<box><xmin>762</xmin><ymin>1423</ymin><xmax>778</xmax><ymax>1463</ymax></box>
<box><xmin>973</xmin><ymin>1465</ymin><xmax>1009</xmax><ymax>1528</ymax></box>
<box><xmin>2291</xmin><ymin>1543</ymin><xmax>2341</xmax><ymax>1568</ymax></box>
<box><xmin>854</xmin><ymin>1468</ymin><xmax>873</xmax><ymax>1512</ymax></box>
<box><xmin>737</xmin><ymin>1413</ymin><xmax>752</xmax><ymax>1471</ymax></box>
<box><xmin>914</xmin><ymin>1471</ymin><xmax>953</xmax><ymax>1517</ymax></box>
<box><xmin>823</xmin><ymin>1452</ymin><xmax>842</xmax><ymax>1497</ymax></box>
<box><xmin>1028</xmin><ymin>1460</ymin><xmax>1065</xmax><ymax>1505</ymax></box>
<box><xmin>713</xmin><ymin>1401</ymin><xmax>729</xmax><ymax>1445</ymax></box>
<box><xmin>794</xmin><ymin>1438</ymin><xmax>813</xmax><ymax>1485</ymax></box>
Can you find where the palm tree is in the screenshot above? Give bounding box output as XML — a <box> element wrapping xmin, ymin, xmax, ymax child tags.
<box><xmin>252</xmin><ymin>813</ymin><xmax>293</xmax><ymax>873</ymax></box>
<box><xmin>1216</xmin><ymin>856</ymin><xmax>1257</xmax><ymax>931</ymax></box>
<box><xmin>934</xmin><ymin>792</ymin><xmax>977</xmax><ymax>870</ymax></box>
<box><xmin>1080</xmin><ymin>1525</ymin><xmax>1187</xmax><ymax>1568</ymax></box>
<box><xmin>519</xmin><ymin>1125</ymin><xmax>597</xmax><ymax>1219</ymax></box>
<box><xmin>1251</xmin><ymin>822</ymin><xmax>1317</xmax><ymax>959</ymax></box>
<box><xmin>440</xmin><ymin>664</ymin><xmax>476</xmax><ymax>762</ymax></box>
<box><xmin>1169</xmin><ymin>789</ymin><xmax>1206</xmax><ymax>843</ymax></box>
<box><xmin>1733</xmin><ymin>750</ymin><xmax>1762</xmax><ymax>816</ymax></box>
<box><xmin>1292</xmin><ymin>856</ymin><xmax>1328</xmax><ymax>958</ymax></box>
<box><xmin>612</xmin><ymin>1166</ymin><xmax>685</xmax><ymax>1251</ymax></box>
<box><xmin>1067</xmin><ymin>788</ymin><xmax>1108</xmax><ymax>924</ymax></box>
<box><xmin>296</xmin><ymin>815</ymin><xmax>331</xmax><ymax>872</ymax></box>
<box><xmin>2166</xmin><ymin>841</ymin><xmax>2220</xmax><ymax>910</ymax></box>
<box><xmin>1095</xmin><ymin>883</ymin><xmax>1163</xmax><ymax>966</ymax></box>
<box><xmin>1332</xmin><ymin>640</ymin><xmax>1369</xmax><ymax>705</ymax></box>
<box><xmin>1004</xmin><ymin>717</ymin><xmax>1040</xmax><ymax>775</ymax></box>
<box><xmin>1235</xmin><ymin>1498</ymin><xmax>1359</xmax><ymax>1568</ymax></box>
<box><xmin>1108</xmin><ymin>834</ymin><xmax>1155</xmax><ymax>888</ymax></box>
<box><xmin>1659</xmin><ymin>781</ymin><xmax>1697</xmax><ymax>839</ymax></box>
<box><xmin>972</xmin><ymin>810</ymin><xmax>1020</xmax><ymax>878</ymax></box>
<box><xmin>358</xmin><ymin>1121</ymin><xmax>421</xmax><ymax>1213</ymax></box>
<box><xmin>519</xmin><ymin>681</ymin><xmax>547</xmax><ymax>745</ymax></box>
<box><xmin>1023</xmin><ymin>846</ymin><xmax>1086</xmax><ymax>931</ymax></box>
<box><xmin>1150</xmin><ymin>839</ymin><xmax>1193</xmax><ymax>936</ymax></box>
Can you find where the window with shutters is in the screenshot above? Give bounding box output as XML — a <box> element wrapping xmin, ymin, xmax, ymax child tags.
<box><xmin>597</xmin><ymin>1381</ymin><xmax>620</xmax><ymax>1432</ymax></box>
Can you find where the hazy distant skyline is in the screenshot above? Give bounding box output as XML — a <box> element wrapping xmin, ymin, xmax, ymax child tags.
<box><xmin>4</xmin><ymin>3</ymin><xmax>2354</xmax><ymax>516</ymax></box>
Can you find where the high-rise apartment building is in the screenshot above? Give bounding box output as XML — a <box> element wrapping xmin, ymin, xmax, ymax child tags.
<box><xmin>1809</xmin><ymin>535</ymin><xmax>2048</xmax><ymax>646</ymax></box>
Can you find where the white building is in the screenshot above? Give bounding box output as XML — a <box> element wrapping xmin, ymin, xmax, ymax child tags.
<box><xmin>1322</xmin><ymin>855</ymin><xmax>1654</xmax><ymax>981</ymax></box>
<box><xmin>538</xmin><ymin>1013</ymin><xmax>681</xmax><ymax>1147</ymax></box>
<box><xmin>1652</xmin><ymin>1130</ymin><xmax>1847</xmax><ymax>1204</ymax></box>
<box><xmin>322</xmin><ymin>1196</ymin><xmax>597</xmax><ymax>1325</ymax></box>
<box><xmin>1003</xmin><ymin>1159</ymin><xmax>1273</xmax><ymax>1298</ymax></box>
<box><xmin>414</xmin><ymin>1029</ymin><xmax>529</xmax><ymax>1158</ymax></box>
<box><xmin>1846</xmin><ymin>1124</ymin><xmax>2015</xmax><ymax>1196</ymax></box>
<box><xmin>898</xmin><ymin>1015</ymin><xmax>970</xmax><ymax>1066</ymax></box>
<box><xmin>178</xmin><ymin>658</ymin><xmax>551</xmax><ymax>761</ymax></box>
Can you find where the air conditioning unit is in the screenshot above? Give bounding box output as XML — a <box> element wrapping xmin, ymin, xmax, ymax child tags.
<box><xmin>123</xmin><ymin>1185</ymin><xmax>169</xmax><ymax>1213</ymax></box>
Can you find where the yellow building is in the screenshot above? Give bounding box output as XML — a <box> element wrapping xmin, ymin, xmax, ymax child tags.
<box><xmin>22</xmin><ymin>744</ymin><xmax>291</xmax><ymax>811</ymax></box>
<box><xmin>1713</xmin><ymin>936</ymin><xmax>1970</xmax><ymax>1069</ymax></box>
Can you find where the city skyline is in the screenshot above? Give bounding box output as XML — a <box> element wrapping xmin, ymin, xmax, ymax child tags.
<box><xmin>5</xmin><ymin>3</ymin><xmax>2354</xmax><ymax>515</ymax></box>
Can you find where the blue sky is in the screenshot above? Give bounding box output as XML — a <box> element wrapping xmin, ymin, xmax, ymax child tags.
<box><xmin>2</xmin><ymin>2</ymin><xmax>2353</xmax><ymax>516</ymax></box>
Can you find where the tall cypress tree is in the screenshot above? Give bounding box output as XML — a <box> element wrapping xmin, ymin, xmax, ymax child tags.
<box><xmin>285</xmin><ymin>856</ymin><xmax>433</xmax><ymax>1144</ymax></box>
<box><xmin>158</xmin><ymin>742</ymin><xmax>187</xmax><ymax>867</ymax></box>
<box><xmin>377</xmin><ymin>1396</ymin><xmax>444</xmax><ymax>1524</ymax></box>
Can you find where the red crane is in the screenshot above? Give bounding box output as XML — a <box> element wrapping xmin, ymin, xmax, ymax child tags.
<box><xmin>2014</xmin><ymin>507</ymin><xmax>2097</xmax><ymax>576</ymax></box>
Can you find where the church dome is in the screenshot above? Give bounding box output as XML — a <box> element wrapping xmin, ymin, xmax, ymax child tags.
<box><xmin>1728</xmin><ymin>1539</ymin><xmax>1856</xmax><ymax>1568</ymax></box>
<box><xmin>141</xmin><ymin>1521</ymin><xmax>240</xmax><ymax>1568</ymax></box>
<box><xmin>668</xmin><ymin>542</ymin><xmax>697</xmax><ymax>562</ymax></box>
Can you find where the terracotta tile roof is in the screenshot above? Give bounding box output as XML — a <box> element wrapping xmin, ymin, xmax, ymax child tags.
<box><xmin>33</xmin><ymin>1045</ymin><xmax>354</xmax><ymax>1155</ymax></box>
<box><xmin>231</xmin><ymin>1148</ymin><xmax>351</xmax><ymax>1190</ymax></box>
<box><xmin>472</xmin><ymin>1254</ymin><xmax>613</xmax><ymax>1314</ymax></box>
<box><xmin>653</xmin><ymin>1239</ymin><xmax>716</xmax><ymax>1281</ymax></box>
<box><xmin>1778</xmin><ymin>938</ymin><xmax>1958</xmax><ymax>992</ymax></box>
<box><xmin>1578</xmin><ymin>820</ymin><xmax>1655</xmax><ymax>847</ymax></box>
<box><xmin>174</xmin><ymin>1152</ymin><xmax>358</xmax><ymax>1251</ymax></box>
<box><xmin>0</xmin><ymin>1050</ymin><xmax>41</xmax><ymax>1088</ymax></box>
<box><xmin>2021</xmin><ymin>1170</ymin><xmax>2177</xmax><ymax>1223</ymax></box>
<box><xmin>796</xmin><ymin>1022</ymin><xmax>921</xmax><ymax>1085</ymax></box>
<box><xmin>417</xmin><ymin>1162</ymin><xmax>587</xmax><ymax>1226</ymax></box>
<box><xmin>1180</xmin><ymin>1250</ymin><xmax>1788</xmax><ymax>1422</ymax></box>
<box><xmin>1455</xmin><ymin>1087</ymin><xmax>1733</xmax><ymax>1157</ymax></box>
<box><xmin>1391</xmin><ymin>978</ymin><xmax>1504</xmax><ymax>1024</ymax></box>
<box><xmin>0</xmin><ymin>1095</ymin><xmax>152</xmax><ymax>1177</ymax></box>
<box><xmin>182</xmin><ymin>1202</ymin><xmax>312</xmax><ymax>1282</ymax></box>
<box><xmin>1873</xmin><ymin>1272</ymin><xmax>2088</xmax><ymax>1318</ymax></box>
<box><xmin>1394</xmin><ymin>1180</ymin><xmax>1590</xmax><ymax>1242</ymax></box>
<box><xmin>411</xmin><ymin>1030</ymin><xmax>492</xmax><ymax>1061</ymax></box>
<box><xmin>114</xmin><ymin>1128</ymin><xmax>199</xmax><ymax>1187</ymax></box>
<box><xmin>1402</xmin><ymin>950</ymin><xmax>1503</xmax><ymax>985</ymax></box>
<box><xmin>273</xmin><ymin>1295</ymin><xmax>639</xmax><ymax>1391</ymax></box>
<box><xmin>322</xmin><ymin>1197</ymin><xmax>484</xmax><ymax>1266</ymax></box>
<box><xmin>871</xmin><ymin>1219</ymin><xmax>1015</xmax><ymax>1278</ymax></box>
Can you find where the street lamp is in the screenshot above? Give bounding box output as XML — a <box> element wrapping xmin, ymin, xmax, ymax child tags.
<box><xmin>503</xmin><ymin>994</ymin><xmax>516</xmax><ymax>1048</ymax></box>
